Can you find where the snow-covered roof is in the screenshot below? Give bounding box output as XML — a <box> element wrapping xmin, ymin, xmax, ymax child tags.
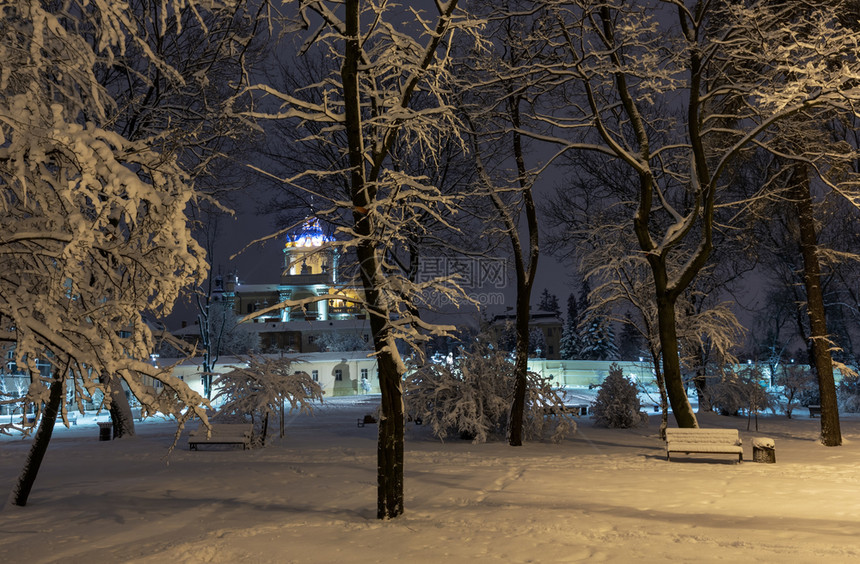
<box><xmin>231</xmin><ymin>283</ymin><xmax>280</xmax><ymax>293</ymax></box>
<box><xmin>171</xmin><ymin>318</ymin><xmax>372</xmax><ymax>337</ymax></box>
<box><xmin>490</xmin><ymin>308</ymin><xmax>562</xmax><ymax>325</ymax></box>
<box><xmin>157</xmin><ymin>350</ymin><xmax>376</xmax><ymax>368</ymax></box>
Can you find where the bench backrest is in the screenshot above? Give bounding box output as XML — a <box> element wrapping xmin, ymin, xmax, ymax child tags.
<box><xmin>665</xmin><ymin>428</ymin><xmax>740</xmax><ymax>445</ymax></box>
<box><xmin>196</xmin><ymin>423</ymin><xmax>253</xmax><ymax>437</ymax></box>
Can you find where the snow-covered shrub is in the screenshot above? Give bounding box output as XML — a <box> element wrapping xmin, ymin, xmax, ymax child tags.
<box><xmin>213</xmin><ymin>355</ymin><xmax>324</xmax><ymax>445</ymax></box>
<box><xmin>709</xmin><ymin>367</ymin><xmax>773</xmax><ymax>417</ymax></box>
<box><xmin>837</xmin><ymin>375</ymin><xmax>860</xmax><ymax>413</ymax></box>
<box><xmin>591</xmin><ymin>363</ymin><xmax>645</xmax><ymax>428</ymax></box>
<box><xmin>404</xmin><ymin>341</ymin><xmax>575</xmax><ymax>443</ymax></box>
<box><xmin>774</xmin><ymin>364</ymin><xmax>817</xmax><ymax>418</ymax></box>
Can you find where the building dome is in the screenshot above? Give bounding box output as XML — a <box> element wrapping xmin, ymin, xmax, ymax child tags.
<box><xmin>287</xmin><ymin>218</ymin><xmax>333</xmax><ymax>248</ymax></box>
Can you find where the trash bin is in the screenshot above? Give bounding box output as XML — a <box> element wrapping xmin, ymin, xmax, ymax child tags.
<box><xmin>752</xmin><ymin>437</ymin><xmax>775</xmax><ymax>463</ymax></box>
<box><xmin>97</xmin><ymin>421</ymin><xmax>113</xmax><ymax>441</ymax></box>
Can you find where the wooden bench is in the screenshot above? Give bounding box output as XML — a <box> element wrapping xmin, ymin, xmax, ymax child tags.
<box><xmin>357</xmin><ymin>414</ymin><xmax>376</xmax><ymax>427</ymax></box>
<box><xmin>665</xmin><ymin>428</ymin><xmax>743</xmax><ymax>463</ymax></box>
<box><xmin>808</xmin><ymin>405</ymin><xmax>821</xmax><ymax>418</ymax></box>
<box><xmin>188</xmin><ymin>423</ymin><xmax>253</xmax><ymax>450</ymax></box>
<box><xmin>563</xmin><ymin>404</ymin><xmax>590</xmax><ymax>416</ymax></box>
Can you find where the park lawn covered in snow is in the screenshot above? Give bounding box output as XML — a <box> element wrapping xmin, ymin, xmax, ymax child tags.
<box><xmin>1</xmin><ymin>397</ymin><xmax>859</xmax><ymax>563</ymax></box>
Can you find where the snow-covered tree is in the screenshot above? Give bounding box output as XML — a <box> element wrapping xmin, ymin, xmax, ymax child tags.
<box><xmin>404</xmin><ymin>340</ymin><xmax>574</xmax><ymax>444</ymax></box>
<box><xmin>501</xmin><ymin>0</ymin><xmax>860</xmax><ymax>434</ymax></box>
<box><xmin>213</xmin><ymin>355</ymin><xmax>324</xmax><ymax>446</ymax></box>
<box><xmin>0</xmin><ymin>0</ymin><xmax>234</xmax><ymax>507</ymax></box>
<box><xmin>775</xmin><ymin>364</ymin><xmax>818</xmax><ymax>419</ymax></box>
<box><xmin>709</xmin><ymin>366</ymin><xmax>773</xmax><ymax>430</ymax></box>
<box><xmin>591</xmin><ymin>364</ymin><xmax>644</xmax><ymax>429</ymax></box>
<box><xmin>837</xmin><ymin>375</ymin><xmax>860</xmax><ymax>414</ymax></box>
<box><xmin>579</xmin><ymin>316</ymin><xmax>618</xmax><ymax>361</ymax></box>
<box><xmin>233</xmin><ymin>0</ymin><xmax>483</xmax><ymax>519</ymax></box>
<box><xmin>461</xmin><ymin>0</ymin><xmax>548</xmax><ymax>448</ymax></box>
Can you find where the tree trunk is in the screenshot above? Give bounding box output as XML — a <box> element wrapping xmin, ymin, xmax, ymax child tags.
<box><xmin>791</xmin><ymin>165</ymin><xmax>841</xmax><ymax>446</ymax></box>
<box><xmin>650</xmin><ymin>348</ymin><xmax>670</xmax><ymax>440</ymax></box>
<box><xmin>341</xmin><ymin>0</ymin><xmax>404</xmax><ymax>520</ymax></box>
<box><xmin>503</xmin><ymin>86</ymin><xmax>539</xmax><ymax>447</ymax></box>
<box><xmin>8</xmin><ymin>376</ymin><xmax>63</xmax><ymax>507</ymax></box>
<box><xmin>376</xmin><ymin>352</ymin><xmax>404</xmax><ymax>519</ymax></box>
<box><xmin>508</xmin><ymin>295</ymin><xmax>531</xmax><ymax>446</ymax></box>
<box><xmin>106</xmin><ymin>374</ymin><xmax>135</xmax><ymax>439</ymax></box>
<box><xmin>280</xmin><ymin>399</ymin><xmax>285</xmax><ymax>438</ymax></box>
<box><xmin>656</xmin><ymin>297</ymin><xmax>699</xmax><ymax>428</ymax></box>
<box><xmin>261</xmin><ymin>411</ymin><xmax>269</xmax><ymax>447</ymax></box>
<box><xmin>692</xmin><ymin>366</ymin><xmax>711</xmax><ymax>413</ymax></box>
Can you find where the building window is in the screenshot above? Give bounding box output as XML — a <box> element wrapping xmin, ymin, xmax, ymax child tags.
<box><xmin>312</xmin><ymin>370</ymin><xmax>319</xmax><ymax>382</ymax></box>
<box><xmin>547</xmin><ymin>327</ymin><xmax>553</xmax><ymax>336</ymax></box>
<box><xmin>335</xmin><ymin>369</ymin><xmax>343</xmax><ymax>381</ymax></box>
<box><xmin>548</xmin><ymin>345</ymin><xmax>554</xmax><ymax>356</ymax></box>
<box><xmin>361</xmin><ymin>368</ymin><xmax>368</xmax><ymax>380</ymax></box>
<box><xmin>246</xmin><ymin>303</ymin><xmax>254</xmax><ymax>314</ymax></box>
<box><xmin>363</xmin><ymin>334</ymin><xmax>369</xmax><ymax>342</ymax></box>
<box><xmin>308</xmin><ymin>335</ymin><xmax>315</xmax><ymax>344</ymax></box>
<box><xmin>288</xmin><ymin>335</ymin><xmax>295</xmax><ymax>345</ymax></box>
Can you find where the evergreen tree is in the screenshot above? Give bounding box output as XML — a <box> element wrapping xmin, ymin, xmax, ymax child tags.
<box><xmin>592</xmin><ymin>363</ymin><xmax>644</xmax><ymax>428</ymax></box>
<box><xmin>577</xmin><ymin>279</ymin><xmax>591</xmax><ymax>325</ymax></box>
<box><xmin>528</xmin><ymin>327</ymin><xmax>547</xmax><ymax>357</ymax></box>
<box><xmin>618</xmin><ymin>313</ymin><xmax>646</xmax><ymax>360</ymax></box>
<box><xmin>580</xmin><ymin>316</ymin><xmax>619</xmax><ymax>361</ymax></box>
<box><xmin>559</xmin><ymin>294</ymin><xmax>581</xmax><ymax>360</ymax></box>
<box><xmin>538</xmin><ymin>288</ymin><xmax>561</xmax><ymax>317</ymax></box>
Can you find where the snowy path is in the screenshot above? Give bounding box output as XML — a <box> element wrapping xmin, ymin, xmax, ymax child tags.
<box><xmin>2</xmin><ymin>401</ymin><xmax>859</xmax><ymax>563</ymax></box>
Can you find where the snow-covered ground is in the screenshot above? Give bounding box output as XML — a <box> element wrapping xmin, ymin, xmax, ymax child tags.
<box><xmin>2</xmin><ymin>397</ymin><xmax>859</xmax><ymax>563</ymax></box>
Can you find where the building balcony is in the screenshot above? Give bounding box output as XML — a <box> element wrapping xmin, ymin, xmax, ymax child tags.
<box><xmin>329</xmin><ymin>306</ymin><xmax>363</xmax><ymax>317</ymax></box>
<box><xmin>280</xmin><ymin>273</ymin><xmax>332</xmax><ymax>286</ymax></box>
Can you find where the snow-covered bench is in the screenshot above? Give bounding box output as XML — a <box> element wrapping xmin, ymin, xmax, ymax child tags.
<box><xmin>665</xmin><ymin>428</ymin><xmax>743</xmax><ymax>463</ymax></box>
<box><xmin>188</xmin><ymin>423</ymin><xmax>253</xmax><ymax>451</ymax></box>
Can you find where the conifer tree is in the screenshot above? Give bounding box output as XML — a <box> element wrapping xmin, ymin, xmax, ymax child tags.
<box><xmin>580</xmin><ymin>316</ymin><xmax>619</xmax><ymax>361</ymax></box>
<box><xmin>538</xmin><ymin>288</ymin><xmax>561</xmax><ymax>317</ymax></box>
<box><xmin>592</xmin><ymin>363</ymin><xmax>644</xmax><ymax>428</ymax></box>
<box><xmin>618</xmin><ymin>313</ymin><xmax>646</xmax><ymax>360</ymax></box>
<box><xmin>559</xmin><ymin>293</ymin><xmax>581</xmax><ymax>360</ymax></box>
